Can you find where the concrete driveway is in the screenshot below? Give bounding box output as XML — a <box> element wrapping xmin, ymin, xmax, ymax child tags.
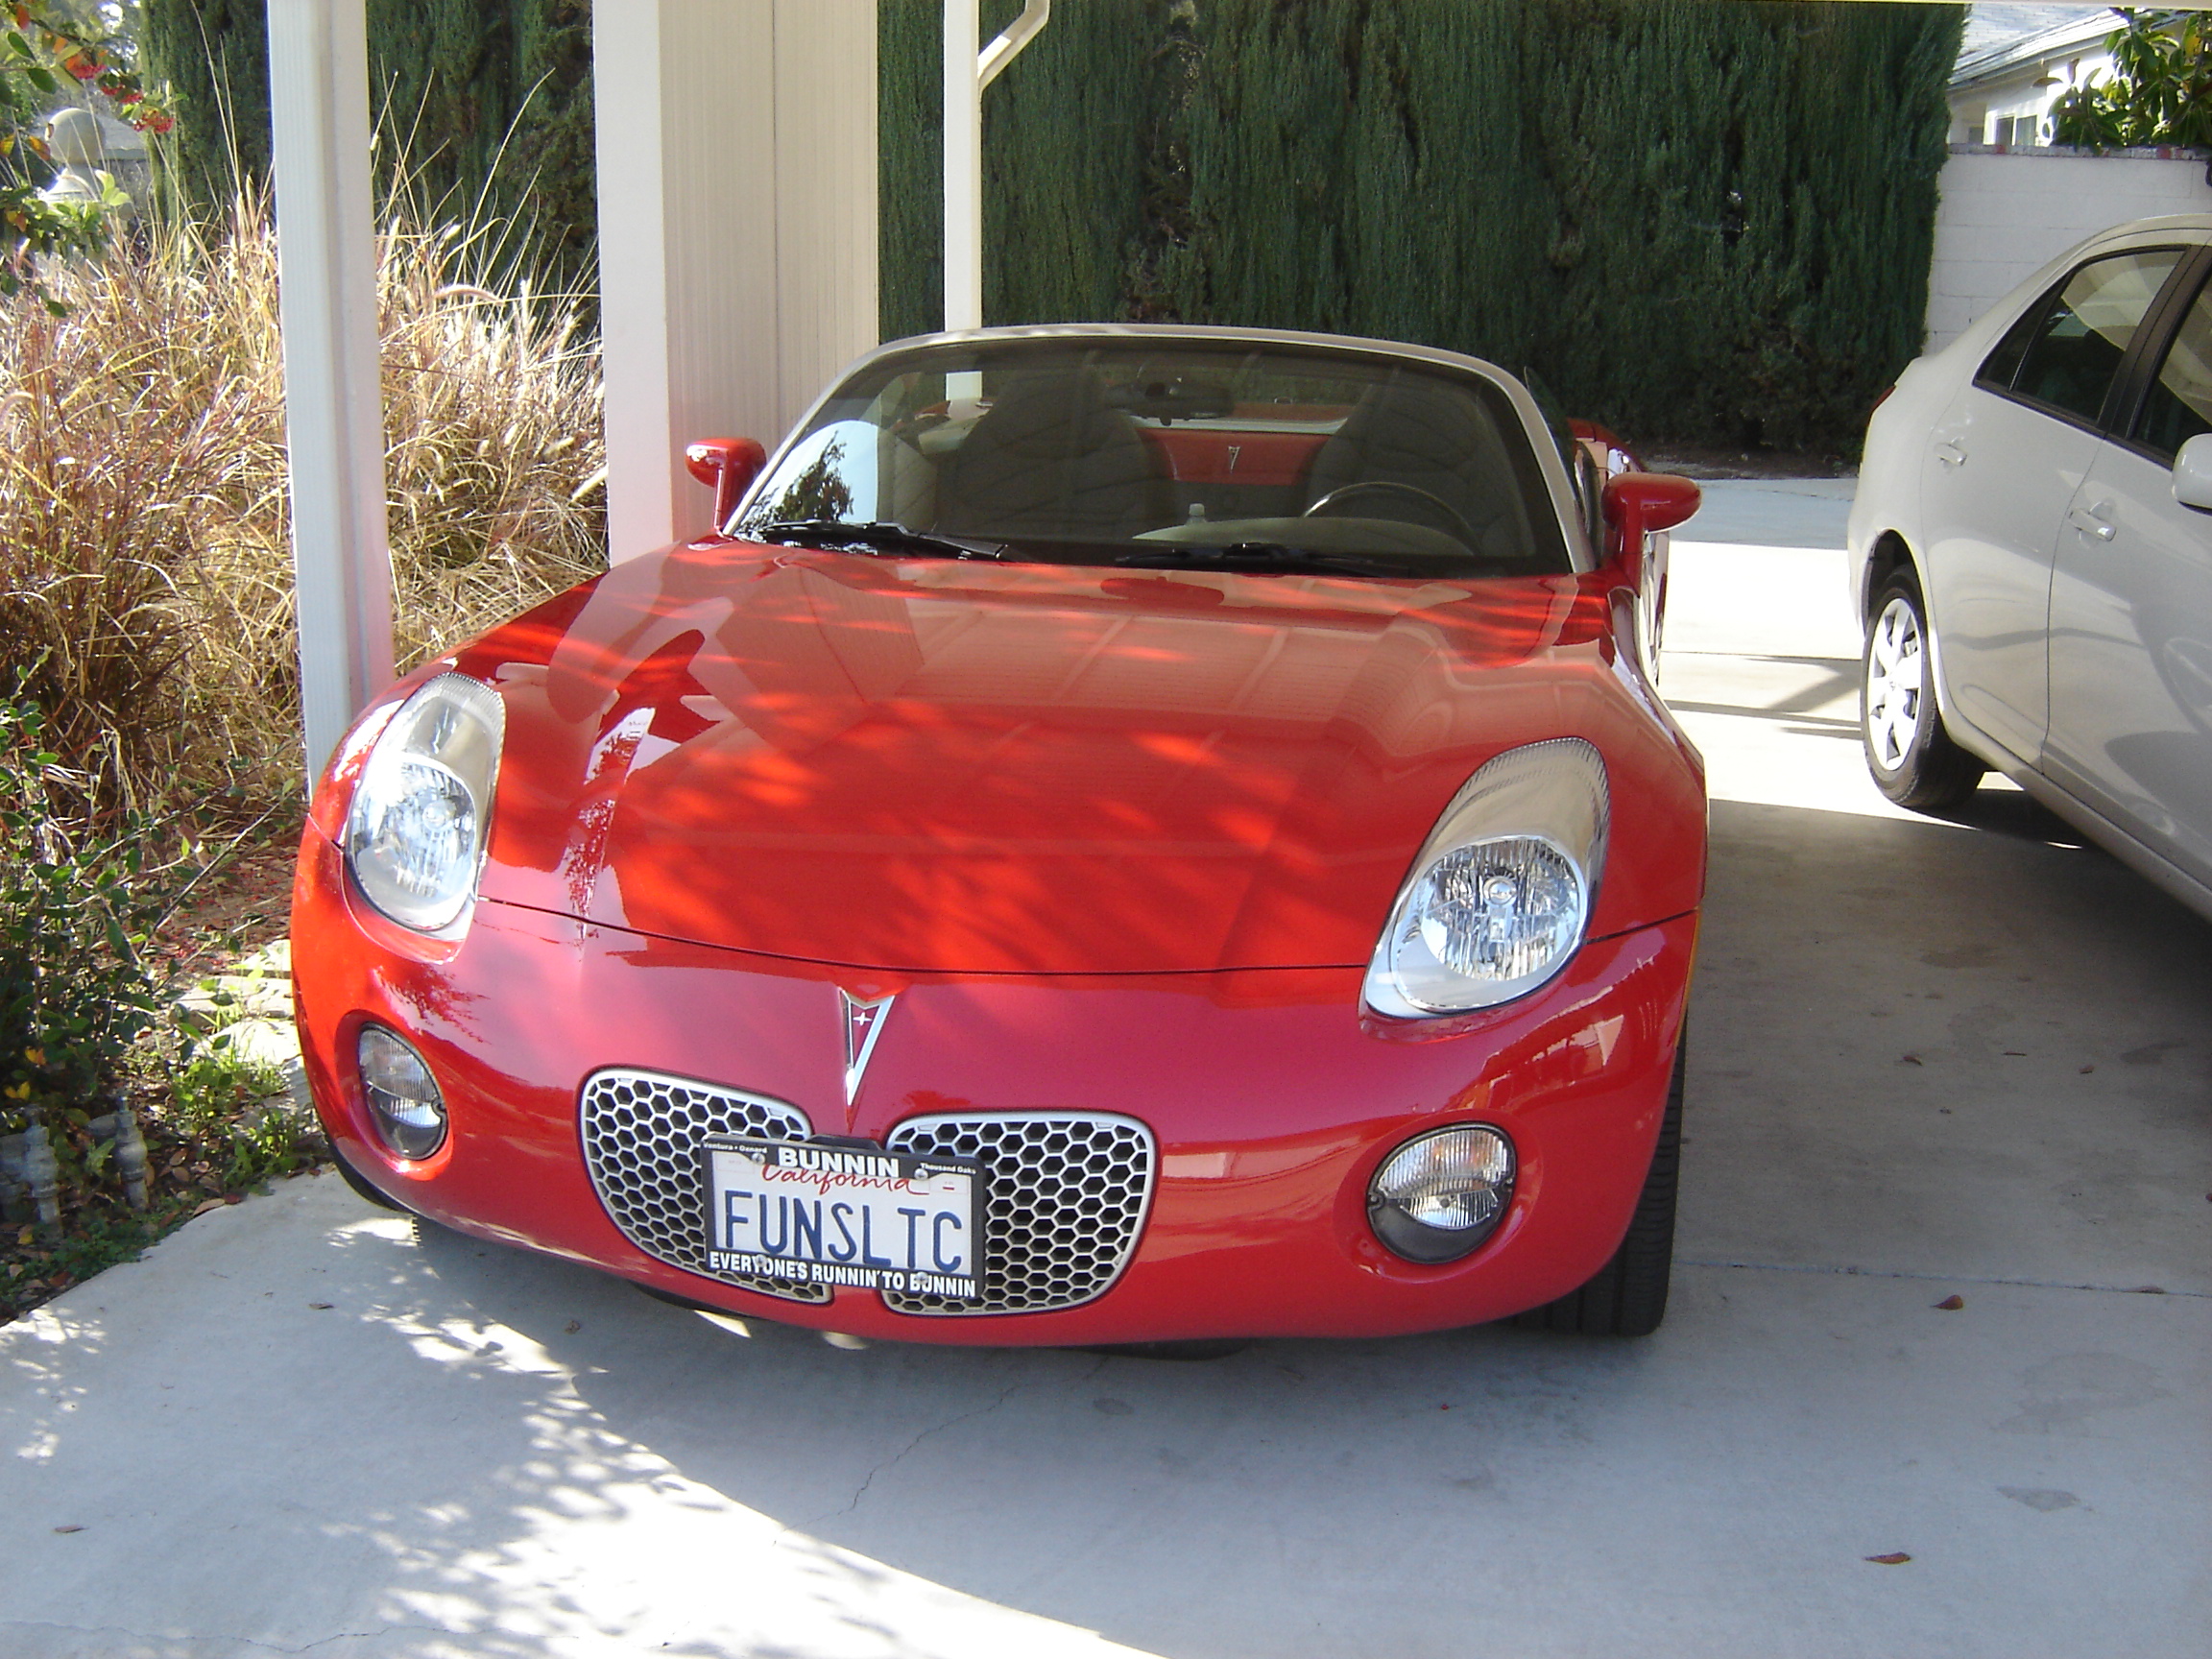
<box><xmin>5</xmin><ymin>505</ymin><xmax>2207</xmax><ymax>1658</ymax></box>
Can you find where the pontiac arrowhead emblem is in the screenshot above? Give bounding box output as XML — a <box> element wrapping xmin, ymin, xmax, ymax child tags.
<box><xmin>840</xmin><ymin>991</ymin><xmax>896</xmax><ymax>1105</ymax></box>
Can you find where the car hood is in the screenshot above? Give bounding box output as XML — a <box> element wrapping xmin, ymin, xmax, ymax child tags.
<box><xmin>456</xmin><ymin>542</ymin><xmax>1700</xmax><ymax>974</ymax></box>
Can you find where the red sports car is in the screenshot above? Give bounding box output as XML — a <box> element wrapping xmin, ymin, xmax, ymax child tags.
<box><xmin>294</xmin><ymin>325</ymin><xmax>1705</xmax><ymax>1345</ymax></box>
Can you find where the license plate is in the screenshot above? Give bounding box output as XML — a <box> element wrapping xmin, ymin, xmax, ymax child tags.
<box><xmin>702</xmin><ymin>1137</ymin><xmax>981</xmax><ymax>1296</ymax></box>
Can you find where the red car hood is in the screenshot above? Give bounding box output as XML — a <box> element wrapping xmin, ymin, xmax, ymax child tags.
<box><xmin>457</xmin><ymin>542</ymin><xmax>1699</xmax><ymax>974</ymax></box>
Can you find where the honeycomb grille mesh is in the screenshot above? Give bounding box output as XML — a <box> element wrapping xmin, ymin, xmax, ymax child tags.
<box><xmin>882</xmin><ymin>1113</ymin><xmax>1155</xmax><ymax>1315</ymax></box>
<box><xmin>578</xmin><ymin>1069</ymin><xmax>830</xmax><ymax>1305</ymax></box>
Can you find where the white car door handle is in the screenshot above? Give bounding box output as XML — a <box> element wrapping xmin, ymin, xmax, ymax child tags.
<box><xmin>2068</xmin><ymin>502</ymin><xmax>2116</xmax><ymax>541</ymax></box>
<box><xmin>1934</xmin><ymin>439</ymin><xmax>1967</xmax><ymax>468</ymax></box>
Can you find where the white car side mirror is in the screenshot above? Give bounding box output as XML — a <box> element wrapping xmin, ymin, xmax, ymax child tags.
<box><xmin>2172</xmin><ymin>432</ymin><xmax>2212</xmax><ymax>512</ymax></box>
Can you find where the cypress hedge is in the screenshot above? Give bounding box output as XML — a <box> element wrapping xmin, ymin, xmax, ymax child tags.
<box><xmin>138</xmin><ymin>0</ymin><xmax>596</xmax><ymax>294</ymax></box>
<box><xmin>140</xmin><ymin>1</ymin><xmax>1961</xmax><ymax>450</ymax></box>
<box><xmin>879</xmin><ymin>0</ymin><xmax>1157</xmax><ymax>342</ymax></box>
<box><xmin>1491</xmin><ymin>0</ymin><xmax>1964</xmax><ymax>448</ymax></box>
<box><xmin>137</xmin><ymin>0</ymin><xmax>272</xmax><ymax>211</ymax></box>
<box><xmin>882</xmin><ymin>0</ymin><xmax>1964</xmax><ymax>452</ymax></box>
<box><xmin>879</xmin><ymin>0</ymin><xmax>944</xmax><ymax>341</ymax></box>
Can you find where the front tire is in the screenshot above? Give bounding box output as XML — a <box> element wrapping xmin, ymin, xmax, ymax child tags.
<box><xmin>1509</xmin><ymin>1031</ymin><xmax>1683</xmax><ymax>1337</ymax></box>
<box><xmin>1862</xmin><ymin>572</ymin><xmax>1984</xmax><ymax>810</ymax></box>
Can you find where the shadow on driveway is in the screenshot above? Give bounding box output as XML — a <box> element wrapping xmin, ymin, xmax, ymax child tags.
<box><xmin>2</xmin><ymin>795</ymin><xmax>2207</xmax><ymax>1659</ymax></box>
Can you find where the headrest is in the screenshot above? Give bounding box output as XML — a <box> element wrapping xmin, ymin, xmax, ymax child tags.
<box><xmin>974</xmin><ymin>369</ymin><xmax>1122</xmax><ymax>460</ymax></box>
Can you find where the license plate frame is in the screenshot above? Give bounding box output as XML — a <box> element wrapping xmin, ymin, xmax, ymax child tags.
<box><xmin>700</xmin><ymin>1136</ymin><xmax>982</xmax><ymax>1297</ymax></box>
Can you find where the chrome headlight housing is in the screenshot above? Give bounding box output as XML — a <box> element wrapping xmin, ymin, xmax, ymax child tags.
<box><xmin>1363</xmin><ymin>738</ymin><xmax>1609</xmax><ymax>1018</ymax></box>
<box><xmin>343</xmin><ymin>674</ymin><xmax>505</xmax><ymax>934</ymax></box>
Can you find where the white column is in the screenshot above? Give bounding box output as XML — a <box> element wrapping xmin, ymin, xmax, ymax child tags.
<box><xmin>595</xmin><ymin>0</ymin><xmax>880</xmax><ymax>561</ymax></box>
<box><xmin>941</xmin><ymin>0</ymin><xmax>981</xmax><ymax>332</ymax></box>
<box><xmin>266</xmin><ymin>0</ymin><xmax>394</xmax><ymax>781</ymax></box>
<box><xmin>941</xmin><ymin>1</ymin><xmax>1046</xmax><ymax>334</ymax></box>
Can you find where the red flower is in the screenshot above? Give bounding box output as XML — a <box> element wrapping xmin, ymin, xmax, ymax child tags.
<box><xmin>60</xmin><ymin>51</ymin><xmax>103</xmax><ymax>82</ymax></box>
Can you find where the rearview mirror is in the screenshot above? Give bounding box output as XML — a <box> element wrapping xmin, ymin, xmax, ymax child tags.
<box><xmin>2173</xmin><ymin>432</ymin><xmax>2212</xmax><ymax>513</ymax></box>
<box><xmin>685</xmin><ymin>437</ymin><xmax>768</xmax><ymax>532</ymax></box>
<box><xmin>1109</xmin><ymin>376</ymin><xmax>1235</xmax><ymax>423</ymax></box>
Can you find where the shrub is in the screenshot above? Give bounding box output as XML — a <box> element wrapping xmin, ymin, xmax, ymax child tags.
<box><xmin>2053</xmin><ymin>11</ymin><xmax>2212</xmax><ymax>150</ymax></box>
<box><xmin>167</xmin><ymin>1023</ymin><xmax>309</xmax><ymax>1191</ymax></box>
<box><xmin>2</xmin><ymin>688</ymin><xmax>316</xmax><ymax>1297</ymax></box>
<box><xmin>0</xmin><ymin>692</ymin><xmax>178</xmax><ymax>1163</ymax></box>
<box><xmin>0</xmin><ymin>192</ymin><xmax>607</xmax><ymax>813</ymax></box>
<box><xmin>0</xmin><ymin>230</ymin><xmax>272</xmax><ymax>814</ymax></box>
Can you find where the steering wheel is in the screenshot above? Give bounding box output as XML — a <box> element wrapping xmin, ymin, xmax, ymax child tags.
<box><xmin>1302</xmin><ymin>480</ymin><xmax>1481</xmax><ymax>550</ymax></box>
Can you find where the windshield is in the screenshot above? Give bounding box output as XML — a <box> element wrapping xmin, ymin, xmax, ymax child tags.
<box><xmin>734</xmin><ymin>339</ymin><xmax>1573</xmax><ymax>579</ymax></box>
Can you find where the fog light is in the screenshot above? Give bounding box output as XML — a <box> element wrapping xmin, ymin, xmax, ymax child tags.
<box><xmin>1367</xmin><ymin>1125</ymin><xmax>1515</xmax><ymax>1263</ymax></box>
<box><xmin>357</xmin><ymin>1026</ymin><xmax>446</xmax><ymax>1160</ymax></box>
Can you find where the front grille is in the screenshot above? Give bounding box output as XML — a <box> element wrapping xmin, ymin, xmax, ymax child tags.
<box><xmin>579</xmin><ymin>1068</ymin><xmax>830</xmax><ymax>1305</ymax></box>
<box><xmin>882</xmin><ymin>1113</ymin><xmax>1155</xmax><ymax>1315</ymax></box>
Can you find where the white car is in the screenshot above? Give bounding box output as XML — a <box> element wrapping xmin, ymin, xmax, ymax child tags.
<box><xmin>1848</xmin><ymin>215</ymin><xmax>2212</xmax><ymax>922</ymax></box>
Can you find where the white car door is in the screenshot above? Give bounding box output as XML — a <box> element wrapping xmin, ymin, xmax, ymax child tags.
<box><xmin>2046</xmin><ymin>269</ymin><xmax>2212</xmax><ymax>889</ymax></box>
<box><xmin>1918</xmin><ymin>248</ymin><xmax>2188</xmax><ymax>764</ymax></box>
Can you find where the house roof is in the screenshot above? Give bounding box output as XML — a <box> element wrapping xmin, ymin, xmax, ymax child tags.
<box><xmin>1953</xmin><ymin>3</ymin><xmax>2121</xmax><ymax>89</ymax></box>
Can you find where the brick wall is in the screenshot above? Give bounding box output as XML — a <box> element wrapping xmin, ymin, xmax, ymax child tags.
<box><xmin>1924</xmin><ymin>144</ymin><xmax>2210</xmax><ymax>351</ymax></box>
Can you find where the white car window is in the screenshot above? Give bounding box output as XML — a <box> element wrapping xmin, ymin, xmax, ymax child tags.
<box><xmin>1976</xmin><ymin>249</ymin><xmax>2185</xmax><ymax>427</ymax></box>
<box><xmin>2132</xmin><ymin>279</ymin><xmax>2212</xmax><ymax>461</ymax></box>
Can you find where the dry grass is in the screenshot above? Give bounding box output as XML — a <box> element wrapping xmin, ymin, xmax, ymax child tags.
<box><xmin>0</xmin><ymin>195</ymin><xmax>606</xmax><ymax>813</ymax></box>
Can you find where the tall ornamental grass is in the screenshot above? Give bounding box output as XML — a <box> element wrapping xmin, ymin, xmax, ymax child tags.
<box><xmin>0</xmin><ymin>194</ymin><xmax>607</xmax><ymax>815</ymax></box>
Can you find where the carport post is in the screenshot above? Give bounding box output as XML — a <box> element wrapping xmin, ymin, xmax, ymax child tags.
<box><xmin>943</xmin><ymin>0</ymin><xmax>1047</xmax><ymax>332</ymax></box>
<box><xmin>942</xmin><ymin>0</ymin><xmax>981</xmax><ymax>330</ymax></box>
<box><xmin>266</xmin><ymin>0</ymin><xmax>395</xmax><ymax>783</ymax></box>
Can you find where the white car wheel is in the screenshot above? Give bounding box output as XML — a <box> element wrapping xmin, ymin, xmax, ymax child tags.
<box><xmin>1864</xmin><ymin>595</ymin><xmax>1925</xmax><ymax>768</ymax></box>
<box><xmin>1861</xmin><ymin>573</ymin><xmax>1984</xmax><ymax>810</ymax></box>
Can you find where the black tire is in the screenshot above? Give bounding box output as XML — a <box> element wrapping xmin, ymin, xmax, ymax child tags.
<box><xmin>327</xmin><ymin>1136</ymin><xmax>413</xmax><ymax>1214</ymax></box>
<box><xmin>1862</xmin><ymin>570</ymin><xmax>1984</xmax><ymax>811</ymax></box>
<box><xmin>1508</xmin><ymin>1030</ymin><xmax>1683</xmax><ymax>1337</ymax></box>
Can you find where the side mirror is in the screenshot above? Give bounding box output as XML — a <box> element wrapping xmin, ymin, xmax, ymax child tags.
<box><xmin>684</xmin><ymin>437</ymin><xmax>768</xmax><ymax>532</ymax></box>
<box><xmin>1600</xmin><ymin>470</ymin><xmax>1701</xmax><ymax>577</ymax></box>
<box><xmin>1600</xmin><ymin>471</ymin><xmax>1699</xmax><ymax>672</ymax></box>
<box><xmin>2173</xmin><ymin>432</ymin><xmax>2212</xmax><ymax>512</ymax></box>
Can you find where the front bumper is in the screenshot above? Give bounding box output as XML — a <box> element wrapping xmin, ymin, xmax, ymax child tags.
<box><xmin>293</xmin><ymin>826</ymin><xmax>1696</xmax><ymax>1343</ymax></box>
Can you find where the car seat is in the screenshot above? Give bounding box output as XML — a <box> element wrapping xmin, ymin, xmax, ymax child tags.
<box><xmin>1301</xmin><ymin>373</ymin><xmax>1534</xmax><ymax>564</ymax></box>
<box><xmin>938</xmin><ymin>367</ymin><xmax>1168</xmax><ymax>541</ymax></box>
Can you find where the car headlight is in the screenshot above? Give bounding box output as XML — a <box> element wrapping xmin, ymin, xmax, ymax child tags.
<box><xmin>1367</xmin><ymin>1124</ymin><xmax>1516</xmax><ymax>1262</ymax></box>
<box><xmin>343</xmin><ymin>673</ymin><xmax>505</xmax><ymax>934</ymax></box>
<box><xmin>1363</xmin><ymin>737</ymin><xmax>1609</xmax><ymax>1018</ymax></box>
